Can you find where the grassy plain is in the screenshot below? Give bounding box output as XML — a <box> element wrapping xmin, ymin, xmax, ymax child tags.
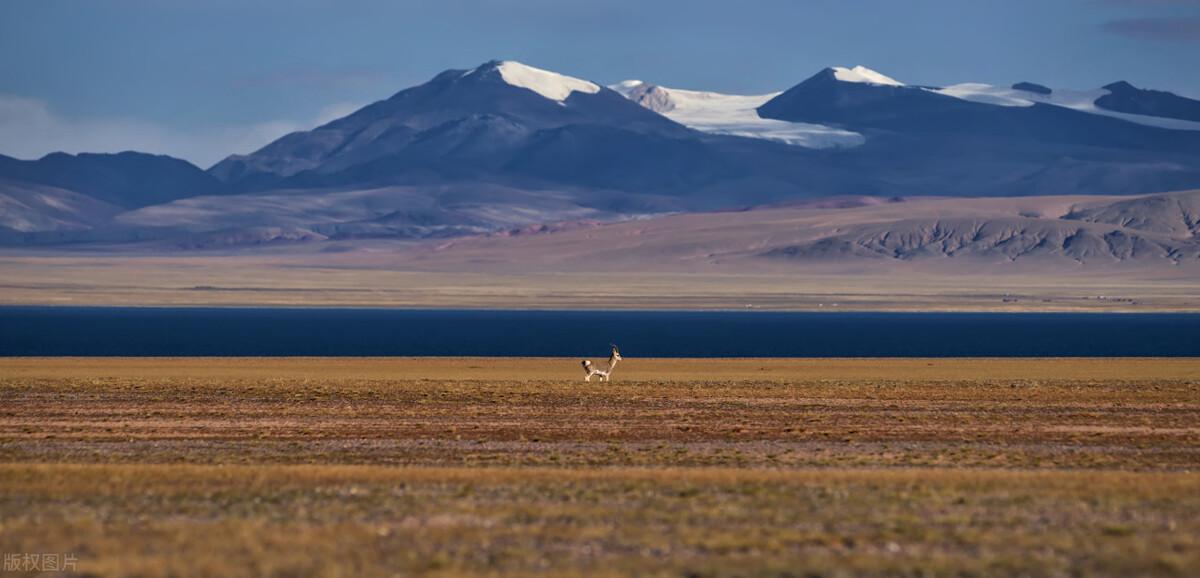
<box><xmin>2</xmin><ymin>252</ymin><xmax>1199</xmax><ymax>311</ymax></box>
<box><xmin>1</xmin><ymin>357</ymin><xmax>1198</xmax><ymax>576</ymax></box>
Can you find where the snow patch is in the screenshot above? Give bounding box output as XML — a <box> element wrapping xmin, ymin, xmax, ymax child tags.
<box><xmin>609</xmin><ymin>80</ymin><xmax>646</xmax><ymax>97</ymax></box>
<box><xmin>930</xmin><ymin>83</ymin><xmax>1200</xmax><ymax>131</ymax></box>
<box><xmin>934</xmin><ymin>83</ymin><xmax>1037</xmax><ymax>107</ymax></box>
<box><xmin>490</xmin><ymin>61</ymin><xmax>600</xmax><ymax>102</ymax></box>
<box><xmin>611</xmin><ymin>81</ymin><xmax>864</xmax><ymax>149</ymax></box>
<box><xmin>832</xmin><ymin>66</ymin><xmax>904</xmax><ymax>87</ymax></box>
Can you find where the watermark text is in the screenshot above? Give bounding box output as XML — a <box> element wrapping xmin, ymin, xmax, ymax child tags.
<box><xmin>3</xmin><ymin>553</ymin><xmax>77</xmax><ymax>573</ymax></box>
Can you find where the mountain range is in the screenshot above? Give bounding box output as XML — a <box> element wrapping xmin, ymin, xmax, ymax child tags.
<box><xmin>2</xmin><ymin>59</ymin><xmax>1199</xmax><ymax>267</ymax></box>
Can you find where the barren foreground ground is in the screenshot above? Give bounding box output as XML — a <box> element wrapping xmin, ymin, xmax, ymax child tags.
<box><xmin>1</xmin><ymin>358</ymin><xmax>1198</xmax><ymax>576</ymax></box>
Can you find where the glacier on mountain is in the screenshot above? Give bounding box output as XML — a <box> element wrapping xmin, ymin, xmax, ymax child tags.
<box><xmin>611</xmin><ymin>81</ymin><xmax>864</xmax><ymax>149</ymax></box>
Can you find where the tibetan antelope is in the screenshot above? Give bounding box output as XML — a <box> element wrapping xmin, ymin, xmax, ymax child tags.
<box><xmin>582</xmin><ymin>344</ymin><xmax>622</xmax><ymax>382</ymax></box>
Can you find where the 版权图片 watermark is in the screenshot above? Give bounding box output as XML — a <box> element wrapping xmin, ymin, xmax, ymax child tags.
<box><xmin>4</xmin><ymin>553</ymin><xmax>77</xmax><ymax>573</ymax></box>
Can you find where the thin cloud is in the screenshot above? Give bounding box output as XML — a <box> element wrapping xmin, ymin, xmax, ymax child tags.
<box><xmin>0</xmin><ymin>95</ymin><xmax>363</xmax><ymax>168</ymax></box>
<box><xmin>1103</xmin><ymin>16</ymin><xmax>1200</xmax><ymax>42</ymax></box>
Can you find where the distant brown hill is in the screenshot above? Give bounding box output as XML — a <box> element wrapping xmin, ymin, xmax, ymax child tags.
<box><xmin>396</xmin><ymin>190</ymin><xmax>1200</xmax><ymax>272</ymax></box>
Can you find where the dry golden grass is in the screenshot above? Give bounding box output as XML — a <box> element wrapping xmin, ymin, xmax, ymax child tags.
<box><xmin>3</xmin><ymin>465</ymin><xmax>1198</xmax><ymax>577</ymax></box>
<box><xmin>1</xmin><ymin>357</ymin><xmax>1198</xmax><ymax>576</ymax></box>
<box><xmin>4</xmin><ymin>356</ymin><xmax>1197</xmax><ymax>381</ymax></box>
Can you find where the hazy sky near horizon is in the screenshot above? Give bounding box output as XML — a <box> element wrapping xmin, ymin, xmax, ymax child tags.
<box><xmin>2</xmin><ymin>0</ymin><xmax>1198</xmax><ymax>166</ymax></box>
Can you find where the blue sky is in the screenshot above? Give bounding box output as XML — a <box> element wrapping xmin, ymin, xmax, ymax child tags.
<box><xmin>2</xmin><ymin>0</ymin><xmax>1198</xmax><ymax>166</ymax></box>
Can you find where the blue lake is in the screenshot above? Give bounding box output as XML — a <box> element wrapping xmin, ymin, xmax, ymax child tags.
<box><xmin>1</xmin><ymin>307</ymin><xmax>1198</xmax><ymax>357</ymax></box>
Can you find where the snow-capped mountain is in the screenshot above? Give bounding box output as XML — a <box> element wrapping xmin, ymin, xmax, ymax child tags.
<box><xmin>930</xmin><ymin>81</ymin><xmax>1200</xmax><ymax>131</ymax></box>
<box><xmin>613</xmin><ymin>65</ymin><xmax>1200</xmax><ymax>154</ymax></box>
<box><xmin>609</xmin><ymin>80</ymin><xmax>863</xmax><ymax>148</ymax></box>
<box><xmin>5</xmin><ymin>59</ymin><xmax>1200</xmax><ymax>249</ymax></box>
<box><xmin>759</xmin><ymin>65</ymin><xmax>1200</xmax><ymax>139</ymax></box>
<box><xmin>807</xmin><ymin>65</ymin><xmax>1200</xmax><ymax>131</ymax></box>
<box><xmin>830</xmin><ymin>65</ymin><xmax>904</xmax><ymax>87</ymax></box>
<box><xmin>836</xmin><ymin>66</ymin><xmax>1200</xmax><ymax>130</ymax></box>
<box><xmin>209</xmin><ymin>60</ymin><xmax>688</xmax><ymax>185</ymax></box>
<box><xmin>489</xmin><ymin>60</ymin><xmax>601</xmax><ymax>102</ymax></box>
